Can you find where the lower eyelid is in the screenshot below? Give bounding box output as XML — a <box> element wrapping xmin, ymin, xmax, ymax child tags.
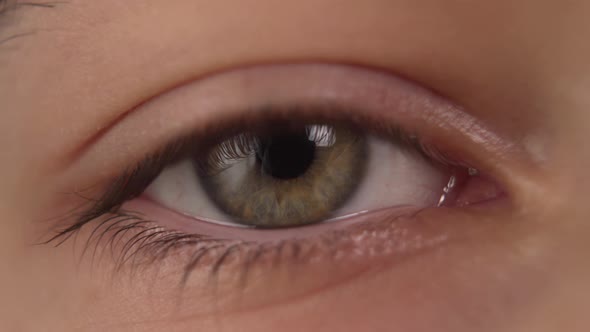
<box><xmin>70</xmin><ymin>197</ymin><xmax>508</xmax><ymax>316</ymax></box>
<box><xmin>123</xmin><ymin>197</ymin><xmax>421</xmax><ymax>241</ymax></box>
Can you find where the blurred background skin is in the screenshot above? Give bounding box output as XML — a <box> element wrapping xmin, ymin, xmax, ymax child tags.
<box><xmin>1</xmin><ymin>0</ymin><xmax>590</xmax><ymax>331</ymax></box>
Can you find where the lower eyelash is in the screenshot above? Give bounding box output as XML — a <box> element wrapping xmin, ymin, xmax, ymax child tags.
<box><xmin>45</xmin><ymin>204</ymin><xmax>435</xmax><ymax>290</ymax></box>
<box><xmin>47</xmin><ymin>207</ymin><xmax>265</xmax><ymax>286</ymax></box>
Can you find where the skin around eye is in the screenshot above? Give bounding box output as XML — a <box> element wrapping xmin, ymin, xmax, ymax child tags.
<box><xmin>40</xmin><ymin>63</ymin><xmax>521</xmax><ymax>324</ymax></box>
<box><xmin>2</xmin><ymin>0</ymin><xmax>589</xmax><ymax>329</ymax></box>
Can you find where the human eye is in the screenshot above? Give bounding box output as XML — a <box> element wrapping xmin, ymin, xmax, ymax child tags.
<box><xmin>146</xmin><ymin>122</ymin><xmax>449</xmax><ymax>229</ymax></box>
<box><xmin>47</xmin><ymin>63</ymin><xmax>520</xmax><ymax>312</ymax></box>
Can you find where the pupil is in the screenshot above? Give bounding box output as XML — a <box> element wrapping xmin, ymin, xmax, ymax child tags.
<box><xmin>256</xmin><ymin>130</ymin><xmax>316</xmax><ymax>180</ymax></box>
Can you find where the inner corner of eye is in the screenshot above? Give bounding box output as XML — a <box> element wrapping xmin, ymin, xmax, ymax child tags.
<box><xmin>138</xmin><ymin>119</ymin><xmax>486</xmax><ymax>230</ymax></box>
<box><xmin>433</xmin><ymin>164</ymin><xmax>509</xmax><ymax>210</ymax></box>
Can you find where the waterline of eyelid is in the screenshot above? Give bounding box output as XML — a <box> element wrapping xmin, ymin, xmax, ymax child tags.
<box><xmin>176</xmin><ymin>209</ymin><xmax>372</xmax><ymax>229</ymax></box>
<box><xmin>125</xmin><ymin>198</ymin><xmax>424</xmax><ymax>241</ymax></box>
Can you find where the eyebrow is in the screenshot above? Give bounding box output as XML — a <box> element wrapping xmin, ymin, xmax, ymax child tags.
<box><xmin>0</xmin><ymin>1</ymin><xmax>64</xmax><ymax>45</ymax></box>
<box><xmin>0</xmin><ymin>0</ymin><xmax>62</xmax><ymax>14</ymax></box>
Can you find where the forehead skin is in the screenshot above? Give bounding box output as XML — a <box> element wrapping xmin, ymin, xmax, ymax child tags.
<box><xmin>0</xmin><ymin>0</ymin><xmax>589</xmax><ymax>331</ymax></box>
<box><xmin>1</xmin><ymin>0</ymin><xmax>589</xmax><ymax>169</ymax></box>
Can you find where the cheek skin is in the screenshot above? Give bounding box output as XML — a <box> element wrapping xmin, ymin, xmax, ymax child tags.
<box><xmin>7</xmin><ymin>196</ymin><xmax>590</xmax><ymax>332</ymax></box>
<box><xmin>31</xmin><ymin>208</ymin><xmax>553</xmax><ymax>332</ymax></box>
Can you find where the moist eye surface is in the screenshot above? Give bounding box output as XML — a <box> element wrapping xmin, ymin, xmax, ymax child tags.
<box><xmin>196</xmin><ymin>124</ymin><xmax>368</xmax><ymax>228</ymax></box>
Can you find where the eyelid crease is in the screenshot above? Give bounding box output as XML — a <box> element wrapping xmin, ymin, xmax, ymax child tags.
<box><xmin>71</xmin><ymin>63</ymin><xmax>528</xmax><ymax>189</ymax></box>
<box><xmin>0</xmin><ymin>1</ymin><xmax>66</xmax><ymax>17</ymax></box>
<box><xmin>59</xmin><ymin>63</ymin><xmax>454</xmax><ymax>169</ymax></box>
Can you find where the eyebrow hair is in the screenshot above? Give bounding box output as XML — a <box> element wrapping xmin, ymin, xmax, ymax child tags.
<box><xmin>0</xmin><ymin>1</ymin><xmax>64</xmax><ymax>45</ymax></box>
<box><xmin>0</xmin><ymin>0</ymin><xmax>62</xmax><ymax>14</ymax></box>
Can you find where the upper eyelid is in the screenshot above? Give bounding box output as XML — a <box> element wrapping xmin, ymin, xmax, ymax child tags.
<box><xmin>79</xmin><ymin>66</ymin><xmax>514</xmax><ymax>156</ymax></box>
<box><xmin>61</xmin><ymin>63</ymin><xmax>461</xmax><ymax>168</ymax></box>
<box><xmin>57</xmin><ymin>64</ymin><xmax>533</xmax><ymax>209</ymax></box>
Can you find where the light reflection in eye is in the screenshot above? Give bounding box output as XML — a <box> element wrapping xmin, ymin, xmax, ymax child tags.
<box><xmin>307</xmin><ymin>125</ymin><xmax>337</xmax><ymax>147</ymax></box>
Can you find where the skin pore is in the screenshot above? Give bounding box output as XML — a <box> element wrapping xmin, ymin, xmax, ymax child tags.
<box><xmin>1</xmin><ymin>0</ymin><xmax>590</xmax><ymax>331</ymax></box>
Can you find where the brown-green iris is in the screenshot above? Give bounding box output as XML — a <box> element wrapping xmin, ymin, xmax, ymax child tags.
<box><xmin>195</xmin><ymin>124</ymin><xmax>368</xmax><ymax>228</ymax></box>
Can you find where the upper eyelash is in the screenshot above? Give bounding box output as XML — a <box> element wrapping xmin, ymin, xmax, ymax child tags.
<box><xmin>45</xmin><ymin>137</ymin><xmax>191</xmax><ymax>246</ymax></box>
